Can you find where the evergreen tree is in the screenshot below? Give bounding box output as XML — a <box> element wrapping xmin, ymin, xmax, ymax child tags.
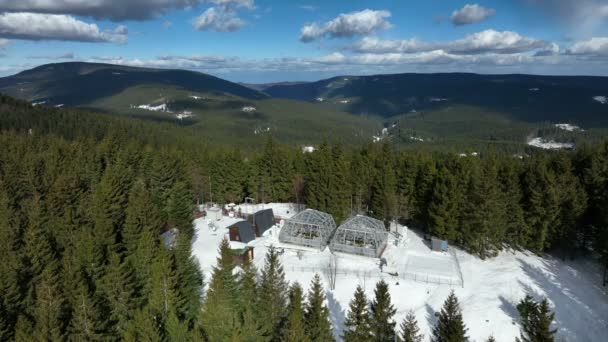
<box><xmin>200</xmin><ymin>239</ymin><xmax>240</xmax><ymax>341</ymax></box>
<box><xmin>167</xmin><ymin>181</ymin><xmax>194</xmax><ymax>238</ymax></box>
<box><xmin>304</xmin><ymin>274</ymin><xmax>334</xmax><ymax>341</ymax></box>
<box><xmin>432</xmin><ymin>291</ymin><xmax>468</xmax><ymax>342</ymax></box>
<box><xmin>68</xmin><ymin>280</ymin><xmax>105</xmax><ymax>341</ymax></box>
<box><xmin>98</xmin><ymin>252</ymin><xmax>138</xmax><ymax>336</ymax></box>
<box><xmin>370</xmin><ymin>142</ymin><xmax>397</xmax><ymax>223</ymax></box>
<box><xmin>369</xmin><ymin>280</ymin><xmax>397</xmax><ymax>341</ymax></box>
<box><xmin>400</xmin><ymin>310</ymin><xmax>423</xmax><ymax>342</ymax></box>
<box><xmin>427</xmin><ymin>167</ymin><xmax>460</xmax><ymax>242</ymax></box>
<box><xmin>342</xmin><ymin>285</ymin><xmax>372</xmax><ymax>342</ymax></box>
<box><xmin>257</xmin><ymin>246</ymin><xmax>289</xmax><ymax>340</ymax></box>
<box><xmin>122</xmin><ymin>307</ymin><xmax>163</xmax><ymax>342</ymax></box>
<box><xmin>517</xmin><ymin>296</ymin><xmax>556</xmax><ymax>342</ymax></box>
<box><xmin>123</xmin><ymin>180</ymin><xmax>162</xmax><ymax>256</ymax></box>
<box><xmin>237</xmin><ymin>258</ymin><xmax>268</xmax><ymax>341</ymax></box>
<box><xmin>283</xmin><ymin>282</ymin><xmax>310</xmax><ymax>342</ymax></box>
<box><xmin>31</xmin><ymin>267</ymin><xmax>65</xmax><ymax>341</ymax></box>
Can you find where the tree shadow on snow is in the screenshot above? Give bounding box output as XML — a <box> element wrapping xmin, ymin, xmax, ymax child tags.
<box><xmin>498</xmin><ymin>295</ymin><xmax>520</xmax><ymax>324</ymax></box>
<box><xmin>425</xmin><ymin>303</ymin><xmax>437</xmax><ymax>332</ymax></box>
<box><xmin>516</xmin><ymin>257</ymin><xmax>608</xmax><ymax>341</ymax></box>
<box><xmin>326</xmin><ymin>290</ymin><xmax>345</xmax><ymax>340</ymax></box>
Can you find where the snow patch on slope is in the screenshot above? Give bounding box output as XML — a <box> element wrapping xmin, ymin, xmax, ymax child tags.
<box><xmin>593</xmin><ymin>96</ymin><xmax>607</xmax><ymax>104</ymax></box>
<box><xmin>527</xmin><ymin>137</ymin><xmax>574</xmax><ymax>150</ymax></box>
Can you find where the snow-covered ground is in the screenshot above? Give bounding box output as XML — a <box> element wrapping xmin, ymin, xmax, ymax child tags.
<box><xmin>134</xmin><ymin>103</ymin><xmax>168</xmax><ymax>112</ymax></box>
<box><xmin>191</xmin><ymin>205</ymin><xmax>608</xmax><ymax>341</ymax></box>
<box><xmin>554</xmin><ymin>123</ymin><xmax>582</xmax><ymax>132</ymax></box>
<box><xmin>242</xmin><ymin>106</ymin><xmax>256</xmax><ymax>113</ymax></box>
<box><xmin>593</xmin><ymin>96</ymin><xmax>607</xmax><ymax>104</ymax></box>
<box><xmin>527</xmin><ymin>137</ymin><xmax>574</xmax><ymax>150</ymax></box>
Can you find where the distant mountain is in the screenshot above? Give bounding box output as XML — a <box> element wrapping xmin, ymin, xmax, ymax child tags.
<box><xmin>239</xmin><ymin>81</ymin><xmax>310</xmax><ymax>92</ymax></box>
<box><xmin>0</xmin><ymin>62</ymin><xmax>267</xmax><ymax>106</ymax></box>
<box><xmin>264</xmin><ymin>73</ymin><xmax>608</xmax><ymax>126</ymax></box>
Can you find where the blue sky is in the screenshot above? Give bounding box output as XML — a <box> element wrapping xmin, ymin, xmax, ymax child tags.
<box><xmin>1</xmin><ymin>0</ymin><xmax>608</xmax><ymax>82</ymax></box>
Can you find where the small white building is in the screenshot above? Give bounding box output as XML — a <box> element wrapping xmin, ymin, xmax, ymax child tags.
<box><xmin>207</xmin><ymin>207</ymin><xmax>223</xmax><ymax>221</ymax></box>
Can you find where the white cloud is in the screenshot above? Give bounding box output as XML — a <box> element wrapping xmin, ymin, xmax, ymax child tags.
<box><xmin>206</xmin><ymin>0</ymin><xmax>254</xmax><ymax>10</ymax></box>
<box><xmin>567</xmin><ymin>37</ymin><xmax>608</xmax><ymax>56</ymax></box>
<box><xmin>351</xmin><ymin>30</ymin><xmax>553</xmax><ymax>55</ymax></box>
<box><xmin>451</xmin><ymin>4</ymin><xmax>496</xmax><ymax>26</ymax></box>
<box><xmin>193</xmin><ymin>7</ymin><xmax>245</xmax><ymax>32</ymax></box>
<box><xmin>0</xmin><ymin>0</ymin><xmax>202</xmax><ymax>21</ymax></box>
<box><xmin>193</xmin><ymin>0</ymin><xmax>254</xmax><ymax>32</ymax></box>
<box><xmin>447</xmin><ymin>30</ymin><xmax>551</xmax><ymax>54</ymax></box>
<box><xmin>300</xmin><ymin>9</ymin><xmax>392</xmax><ymax>42</ymax></box>
<box><xmin>352</xmin><ymin>36</ymin><xmax>432</xmax><ymax>54</ymax></box>
<box><xmin>0</xmin><ymin>13</ymin><xmax>128</xmax><ymax>43</ymax></box>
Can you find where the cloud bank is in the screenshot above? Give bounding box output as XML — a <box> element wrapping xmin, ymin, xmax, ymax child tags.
<box><xmin>300</xmin><ymin>9</ymin><xmax>392</xmax><ymax>42</ymax></box>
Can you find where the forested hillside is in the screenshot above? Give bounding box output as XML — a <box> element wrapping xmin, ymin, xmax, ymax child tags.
<box><xmin>0</xmin><ymin>94</ymin><xmax>607</xmax><ymax>340</ymax></box>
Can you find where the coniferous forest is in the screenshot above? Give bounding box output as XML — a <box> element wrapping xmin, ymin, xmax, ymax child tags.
<box><xmin>0</xmin><ymin>94</ymin><xmax>605</xmax><ymax>340</ymax></box>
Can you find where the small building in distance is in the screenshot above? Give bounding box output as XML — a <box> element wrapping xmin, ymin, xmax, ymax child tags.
<box><xmin>279</xmin><ymin>209</ymin><xmax>337</xmax><ymax>251</ymax></box>
<box><xmin>431</xmin><ymin>237</ymin><xmax>449</xmax><ymax>252</ymax></box>
<box><xmin>206</xmin><ymin>207</ymin><xmax>222</xmax><ymax>221</ymax></box>
<box><xmin>329</xmin><ymin>215</ymin><xmax>388</xmax><ymax>258</ymax></box>
<box><xmin>228</xmin><ymin>221</ymin><xmax>256</xmax><ymax>244</ymax></box>
<box><xmin>249</xmin><ymin>208</ymin><xmax>275</xmax><ymax>237</ymax></box>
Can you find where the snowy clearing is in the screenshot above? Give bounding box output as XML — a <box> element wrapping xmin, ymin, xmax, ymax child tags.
<box><xmin>554</xmin><ymin>123</ymin><xmax>582</xmax><ymax>132</ymax></box>
<box><xmin>242</xmin><ymin>106</ymin><xmax>256</xmax><ymax>113</ymax></box>
<box><xmin>593</xmin><ymin>96</ymin><xmax>607</xmax><ymax>104</ymax></box>
<box><xmin>191</xmin><ymin>204</ymin><xmax>608</xmax><ymax>341</ymax></box>
<box><xmin>527</xmin><ymin>137</ymin><xmax>574</xmax><ymax>150</ymax></box>
<box><xmin>302</xmin><ymin>146</ymin><xmax>315</xmax><ymax>153</ymax></box>
<box><xmin>134</xmin><ymin>103</ymin><xmax>168</xmax><ymax>112</ymax></box>
<box><xmin>175</xmin><ymin>111</ymin><xmax>193</xmax><ymax>120</ymax></box>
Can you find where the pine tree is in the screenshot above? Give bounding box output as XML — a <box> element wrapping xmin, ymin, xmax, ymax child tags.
<box><xmin>257</xmin><ymin>246</ymin><xmax>289</xmax><ymax>340</ymax></box>
<box><xmin>31</xmin><ymin>267</ymin><xmax>65</xmax><ymax>341</ymax></box>
<box><xmin>123</xmin><ymin>180</ymin><xmax>162</xmax><ymax>256</ymax></box>
<box><xmin>427</xmin><ymin>167</ymin><xmax>460</xmax><ymax>242</ymax></box>
<box><xmin>432</xmin><ymin>291</ymin><xmax>468</xmax><ymax>342</ymax></box>
<box><xmin>327</xmin><ymin>144</ymin><xmax>351</xmax><ymax>223</ymax></box>
<box><xmin>68</xmin><ymin>280</ymin><xmax>105</xmax><ymax>341</ymax></box>
<box><xmin>342</xmin><ymin>285</ymin><xmax>372</xmax><ymax>342</ymax></box>
<box><xmin>237</xmin><ymin>258</ymin><xmax>268</xmax><ymax>341</ymax></box>
<box><xmin>122</xmin><ymin>307</ymin><xmax>163</xmax><ymax>342</ymax></box>
<box><xmin>370</xmin><ymin>142</ymin><xmax>397</xmax><ymax>223</ymax></box>
<box><xmin>369</xmin><ymin>280</ymin><xmax>397</xmax><ymax>342</ymax></box>
<box><xmin>98</xmin><ymin>252</ymin><xmax>138</xmax><ymax>336</ymax></box>
<box><xmin>200</xmin><ymin>239</ymin><xmax>240</xmax><ymax>341</ymax></box>
<box><xmin>518</xmin><ymin>296</ymin><xmax>556</xmax><ymax>342</ymax></box>
<box><xmin>283</xmin><ymin>282</ymin><xmax>310</xmax><ymax>342</ymax></box>
<box><xmin>167</xmin><ymin>181</ymin><xmax>194</xmax><ymax>238</ymax></box>
<box><xmin>486</xmin><ymin>336</ymin><xmax>496</xmax><ymax>342</ymax></box>
<box><xmin>400</xmin><ymin>310</ymin><xmax>424</xmax><ymax>342</ymax></box>
<box><xmin>174</xmin><ymin>235</ymin><xmax>204</xmax><ymax>325</ymax></box>
<box><xmin>304</xmin><ymin>274</ymin><xmax>334</xmax><ymax>341</ymax></box>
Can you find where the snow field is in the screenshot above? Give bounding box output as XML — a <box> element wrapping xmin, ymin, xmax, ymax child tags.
<box><xmin>191</xmin><ymin>203</ymin><xmax>608</xmax><ymax>341</ymax></box>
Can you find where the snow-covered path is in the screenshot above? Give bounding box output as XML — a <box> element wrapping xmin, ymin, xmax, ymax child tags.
<box><xmin>191</xmin><ymin>204</ymin><xmax>608</xmax><ymax>341</ymax></box>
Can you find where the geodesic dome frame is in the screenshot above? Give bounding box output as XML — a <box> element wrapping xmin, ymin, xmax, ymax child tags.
<box><xmin>278</xmin><ymin>209</ymin><xmax>337</xmax><ymax>250</ymax></box>
<box><xmin>329</xmin><ymin>215</ymin><xmax>388</xmax><ymax>258</ymax></box>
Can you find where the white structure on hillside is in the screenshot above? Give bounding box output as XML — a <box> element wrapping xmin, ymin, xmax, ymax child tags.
<box><xmin>279</xmin><ymin>209</ymin><xmax>336</xmax><ymax>250</ymax></box>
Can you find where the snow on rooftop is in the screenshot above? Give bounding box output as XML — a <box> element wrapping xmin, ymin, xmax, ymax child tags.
<box><xmin>339</xmin><ymin>99</ymin><xmax>350</xmax><ymax>104</ymax></box>
<box><xmin>315</xmin><ymin>97</ymin><xmax>325</xmax><ymax>102</ymax></box>
<box><xmin>529</xmin><ymin>87</ymin><xmax>540</xmax><ymax>92</ymax></box>
<box><xmin>242</xmin><ymin>106</ymin><xmax>256</xmax><ymax>113</ymax></box>
<box><xmin>593</xmin><ymin>96</ymin><xmax>607</xmax><ymax>104</ymax></box>
<box><xmin>191</xmin><ymin>202</ymin><xmax>608</xmax><ymax>341</ymax></box>
<box><xmin>189</xmin><ymin>95</ymin><xmax>203</xmax><ymax>100</ymax></box>
<box><xmin>554</xmin><ymin>123</ymin><xmax>582</xmax><ymax>132</ymax></box>
<box><xmin>527</xmin><ymin>137</ymin><xmax>574</xmax><ymax>150</ymax></box>
<box><xmin>54</xmin><ymin>104</ymin><xmax>64</xmax><ymax>108</ymax></box>
<box><xmin>32</xmin><ymin>101</ymin><xmax>47</xmax><ymax>107</ymax></box>
<box><xmin>302</xmin><ymin>146</ymin><xmax>315</xmax><ymax>153</ymax></box>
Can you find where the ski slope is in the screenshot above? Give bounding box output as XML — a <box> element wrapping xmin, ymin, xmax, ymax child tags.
<box><xmin>191</xmin><ymin>204</ymin><xmax>608</xmax><ymax>341</ymax></box>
